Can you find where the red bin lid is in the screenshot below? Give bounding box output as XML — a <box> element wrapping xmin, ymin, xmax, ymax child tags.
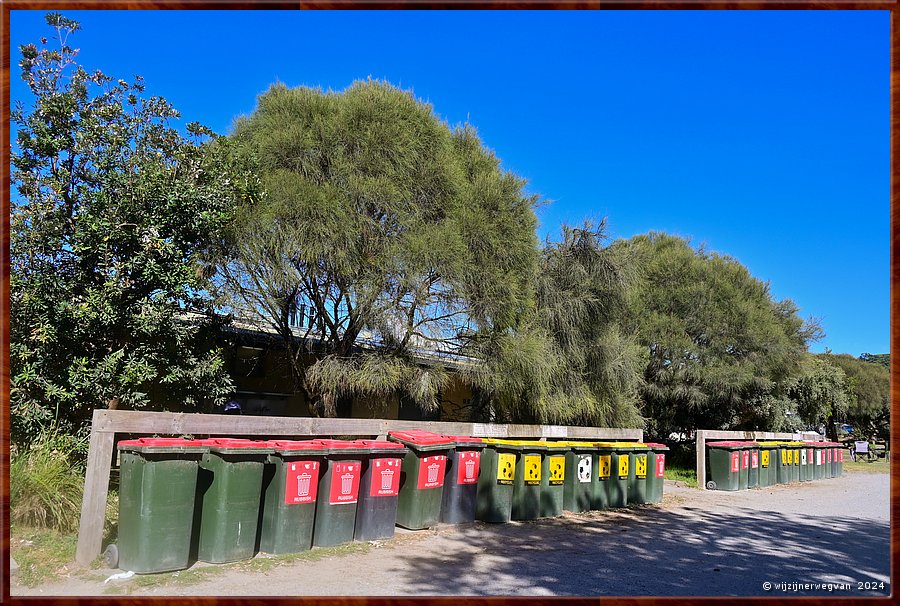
<box><xmin>388</xmin><ymin>430</ymin><xmax>455</xmax><ymax>446</ymax></box>
<box><xmin>352</xmin><ymin>440</ymin><xmax>405</xmax><ymax>449</ymax></box>
<box><xmin>265</xmin><ymin>440</ymin><xmax>327</xmax><ymax>451</ymax></box>
<box><xmin>117</xmin><ymin>437</ymin><xmax>202</xmax><ymax>448</ymax></box>
<box><xmin>643</xmin><ymin>442</ymin><xmax>669</xmax><ymax>448</ymax></box>
<box><xmin>444</xmin><ymin>435</ymin><xmax>484</xmax><ymax>445</ymax></box>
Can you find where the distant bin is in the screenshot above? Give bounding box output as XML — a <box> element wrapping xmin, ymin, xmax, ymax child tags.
<box><xmin>799</xmin><ymin>443</ymin><xmax>811</xmax><ymax>482</ymax></box>
<box><xmin>195</xmin><ymin>439</ymin><xmax>271</xmax><ymax>564</ymax></box>
<box><xmin>836</xmin><ymin>444</ymin><xmax>846</xmax><ymax>476</ymax></box>
<box><xmin>440</xmin><ymin>436</ymin><xmax>485</xmax><ymax>524</ymax></box>
<box><xmin>644</xmin><ymin>442</ymin><xmax>670</xmax><ymax>503</ymax></box>
<box><xmin>353</xmin><ymin>440</ymin><xmax>408</xmax><ymax>541</ymax></box>
<box><xmin>562</xmin><ymin>441</ymin><xmax>595</xmax><ymax>512</ymax></box>
<box><xmin>388</xmin><ymin>430</ymin><xmax>453</xmax><ymax>530</ymax></box>
<box><xmin>775</xmin><ymin>442</ymin><xmax>792</xmax><ymax>484</ymax></box>
<box><xmin>755</xmin><ymin>442</ymin><xmax>779</xmax><ymax>488</ymax></box>
<box><xmin>311</xmin><ymin>440</ymin><xmax>368</xmax><ymax>548</ymax></box>
<box><xmin>706</xmin><ymin>441</ymin><xmax>747</xmax><ymax>491</ymax></box>
<box><xmin>115</xmin><ymin>438</ymin><xmax>207</xmax><ymax>573</ymax></box>
<box><xmin>476</xmin><ymin>440</ymin><xmax>521</xmax><ymax>523</ymax></box>
<box><xmin>814</xmin><ymin>443</ymin><xmax>828</xmax><ymax>480</ymax></box>
<box><xmin>259</xmin><ymin>440</ymin><xmax>327</xmax><ymax>555</ymax></box>
<box><xmin>540</xmin><ymin>442</ymin><xmax>568</xmax><ymax>517</ymax></box>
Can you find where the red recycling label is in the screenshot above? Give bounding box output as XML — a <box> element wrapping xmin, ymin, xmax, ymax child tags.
<box><xmin>741</xmin><ymin>450</ymin><xmax>750</xmax><ymax>469</ymax></box>
<box><xmin>839</xmin><ymin>449</ymin><xmax>844</xmax><ymax>462</ymax></box>
<box><xmin>284</xmin><ymin>460</ymin><xmax>320</xmax><ymax>505</ymax></box>
<box><xmin>329</xmin><ymin>461</ymin><xmax>360</xmax><ymax>505</ymax></box>
<box><xmin>731</xmin><ymin>452</ymin><xmax>739</xmax><ymax>473</ymax></box>
<box><xmin>827</xmin><ymin>449</ymin><xmax>832</xmax><ymax>463</ymax></box>
<box><xmin>808</xmin><ymin>449</ymin><xmax>813</xmax><ymax>465</ymax></box>
<box><xmin>417</xmin><ymin>455</ymin><xmax>447</xmax><ymax>489</ymax></box>
<box><xmin>456</xmin><ymin>450</ymin><xmax>481</xmax><ymax>485</ymax></box>
<box><xmin>751</xmin><ymin>450</ymin><xmax>759</xmax><ymax>469</ymax></box>
<box><xmin>369</xmin><ymin>457</ymin><xmax>402</xmax><ymax>497</ymax></box>
<box><xmin>655</xmin><ymin>453</ymin><xmax>666</xmax><ymax>478</ymax></box>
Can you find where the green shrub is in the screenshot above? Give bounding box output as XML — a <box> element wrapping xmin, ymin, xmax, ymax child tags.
<box><xmin>11</xmin><ymin>431</ymin><xmax>88</xmax><ymax>532</ymax></box>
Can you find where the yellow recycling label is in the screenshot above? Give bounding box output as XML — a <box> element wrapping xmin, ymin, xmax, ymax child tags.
<box><xmin>598</xmin><ymin>455</ymin><xmax>611</xmax><ymax>479</ymax></box>
<box><xmin>781</xmin><ymin>450</ymin><xmax>787</xmax><ymax>465</ymax></box>
<box><xmin>497</xmin><ymin>453</ymin><xmax>515</xmax><ymax>485</ymax></box>
<box><xmin>761</xmin><ymin>451</ymin><xmax>769</xmax><ymax>468</ymax></box>
<box><xmin>618</xmin><ymin>454</ymin><xmax>629</xmax><ymax>479</ymax></box>
<box><xmin>548</xmin><ymin>455</ymin><xmax>565</xmax><ymax>485</ymax></box>
<box><xmin>524</xmin><ymin>454</ymin><xmax>541</xmax><ymax>485</ymax></box>
<box><xmin>635</xmin><ymin>454</ymin><xmax>647</xmax><ymax>479</ymax></box>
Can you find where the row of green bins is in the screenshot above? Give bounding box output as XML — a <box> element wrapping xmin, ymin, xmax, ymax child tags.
<box><xmin>387</xmin><ymin>430</ymin><xmax>453</xmax><ymax>530</ymax></box>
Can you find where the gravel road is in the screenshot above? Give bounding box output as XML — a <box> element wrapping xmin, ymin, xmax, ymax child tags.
<box><xmin>14</xmin><ymin>470</ymin><xmax>890</xmax><ymax>598</ymax></box>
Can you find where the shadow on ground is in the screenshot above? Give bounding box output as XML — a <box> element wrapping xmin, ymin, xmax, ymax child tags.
<box><xmin>385</xmin><ymin>504</ymin><xmax>890</xmax><ymax>597</ymax></box>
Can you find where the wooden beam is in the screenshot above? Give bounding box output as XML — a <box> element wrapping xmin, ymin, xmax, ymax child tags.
<box><xmin>75</xmin><ymin>415</ymin><xmax>115</xmax><ymax>566</ymax></box>
<box><xmin>696</xmin><ymin>431</ymin><xmax>706</xmax><ymax>490</ymax></box>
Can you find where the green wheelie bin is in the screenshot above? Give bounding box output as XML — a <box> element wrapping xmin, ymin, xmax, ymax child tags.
<box><xmin>388</xmin><ymin>430</ymin><xmax>453</xmax><ymax>529</ymax></box>
<box><xmin>259</xmin><ymin>440</ymin><xmax>327</xmax><ymax>555</ymax></box>
<box><xmin>605</xmin><ymin>442</ymin><xmax>632</xmax><ymax>506</ymax></box>
<box><xmin>799</xmin><ymin>443</ymin><xmax>811</xmax><ymax>482</ymax></box>
<box><xmin>562</xmin><ymin>441</ymin><xmax>595</xmax><ymax>512</ymax></box>
<box><xmin>311</xmin><ymin>439</ymin><xmax>367</xmax><ymax>547</ymax></box>
<box><xmin>644</xmin><ymin>442</ymin><xmax>669</xmax><ymax>504</ymax></box>
<box><xmin>540</xmin><ymin>441</ymin><xmax>568</xmax><ymax>517</ymax></box>
<box><xmin>775</xmin><ymin>442</ymin><xmax>791</xmax><ymax>483</ymax></box>
<box><xmin>440</xmin><ymin>436</ymin><xmax>485</xmax><ymax>524</ymax></box>
<box><xmin>476</xmin><ymin>439</ymin><xmax>520</xmax><ymax>523</ymax></box>
<box><xmin>747</xmin><ymin>443</ymin><xmax>760</xmax><ymax>489</ymax></box>
<box><xmin>827</xmin><ymin>443</ymin><xmax>838</xmax><ymax>477</ymax></box>
<box><xmin>755</xmin><ymin>441</ymin><xmax>779</xmax><ymax>488</ymax></box>
<box><xmin>836</xmin><ymin>443</ymin><xmax>846</xmax><ymax>476</ymax></box>
<box><xmin>814</xmin><ymin>443</ymin><xmax>827</xmax><ymax>480</ymax></box>
<box><xmin>618</xmin><ymin>442</ymin><xmax>650</xmax><ymax>504</ymax></box>
<box><xmin>195</xmin><ymin>438</ymin><xmax>271</xmax><ymax>564</ymax></box>
<box><xmin>592</xmin><ymin>442</ymin><xmax>616</xmax><ymax>510</ymax></box>
<box><xmin>114</xmin><ymin>438</ymin><xmax>207</xmax><ymax>573</ymax></box>
<box><xmin>706</xmin><ymin>441</ymin><xmax>746</xmax><ymax>491</ymax></box>
<box><xmin>354</xmin><ymin>440</ymin><xmax>408</xmax><ymax>541</ymax></box>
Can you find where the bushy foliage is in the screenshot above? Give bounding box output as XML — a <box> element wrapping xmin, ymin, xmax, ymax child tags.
<box><xmin>822</xmin><ymin>353</ymin><xmax>889</xmax><ymax>441</ymax></box>
<box><xmin>217</xmin><ymin>80</ymin><xmax>538</xmax><ymax>415</ymax></box>
<box><xmin>10</xmin><ymin>430</ymin><xmax>88</xmax><ymax>532</ymax></box>
<box><xmin>10</xmin><ymin>14</ymin><xmax>252</xmax><ymax>441</ymax></box>
<box><xmin>466</xmin><ymin>222</ymin><xmax>644</xmax><ymax>427</ymax></box>
<box><xmin>614</xmin><ymin>232</ymin><xmax>820</xmax><ymax>440</ymax></box>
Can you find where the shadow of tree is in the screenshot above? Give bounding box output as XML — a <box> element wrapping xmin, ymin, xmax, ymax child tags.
<box><xmin>383</xmin><ymin>501</ymin><xmax>889</xmax><ymax>596</ymax></box>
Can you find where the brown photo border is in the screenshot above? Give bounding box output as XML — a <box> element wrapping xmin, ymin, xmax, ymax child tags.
<box><xmin>1</xmin><ymin>2</ymin><xmax>896</xmax><ymax>605</ymax></box>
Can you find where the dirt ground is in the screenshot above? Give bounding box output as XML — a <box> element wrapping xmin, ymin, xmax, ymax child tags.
<box><xmin>12</xmin><ymin>470</ymin><xmax>890</xmax><ymax>598</ymax></box>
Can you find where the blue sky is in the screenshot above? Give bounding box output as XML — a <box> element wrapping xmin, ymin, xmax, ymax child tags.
<box><xmin>9</xmin><ymin>10</ymin><xmax>889</xmax><ymax>357</ymax></box>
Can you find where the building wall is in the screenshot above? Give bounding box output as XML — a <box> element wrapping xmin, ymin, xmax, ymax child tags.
<box><xmin>228</xmin><ymin>345</ymin><xmax>475</xmax><ymax>421</ymax></box>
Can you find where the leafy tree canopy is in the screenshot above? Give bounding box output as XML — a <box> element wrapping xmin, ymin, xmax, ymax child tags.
<box><xmin>465</xmin><ymin>221</ymin><xmax>644</xmax><ymax>427</ymax></box>
<box><xmin>613</xmin><ymin>232</ymin><xmax>821</xmax><ymax>440</ymax></box>
<box><xmin>820</xmin><ymin>353</ymin><xmax>889</xmax><ymax>441</ymax></box>
<box><xmin>216</xmin><ymin>80</ymin><xmax>538</xmax><ymax>416</ymax></box>
<box><xmin>10</xmin><ymin>14</ymin><xmax>252</xmax><ymax>442</ymax></box>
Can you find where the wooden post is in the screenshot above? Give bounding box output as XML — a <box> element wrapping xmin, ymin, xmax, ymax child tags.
<box><xmin>696</xmin><ymin>430</ymin><xmax>706</xmax><ymax>490</ymax></box>
<box><xmin>75</xmin><ymin>412</ymin><xmax>115</xmax><ymax>566</ymax></box>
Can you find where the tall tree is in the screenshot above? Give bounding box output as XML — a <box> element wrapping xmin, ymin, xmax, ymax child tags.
<box><xmin>216</xmin><ymin>81</ymin><xmax>538</xmax><ymax>416</ymax></box>
<box><xmin>10</xmin><ymin>14</ymin><xmax>251</xmax><ymax>442</ymax></box>
<box><xmin>821</xmin><ymin>353</ymin><xmax>890</xmax><ymax>441</ymax></box>
<box><xmin>614</xmin><ymin>232</ymin><xmax>820</xmax><ymax>440</ymax></box>
<box><xmin>786</xmin><ymin>356</ymin><xmax>850</xmax><ymax>439</ymax></box>
<box><xmin>464</xmin><ymin>221</ymin><xmax>644</xmax><ymax>427</ymax></box>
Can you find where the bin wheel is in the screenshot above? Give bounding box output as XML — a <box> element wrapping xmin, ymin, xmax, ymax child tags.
<box><xmin>103</xmin><ymin>543</ymin><xmax>119</xmax><ymax>569</ymax></box>
<box><xmin>706</xmin><ymin>481</ymin><xmax>717</xmax><ymax>490</ymax></box>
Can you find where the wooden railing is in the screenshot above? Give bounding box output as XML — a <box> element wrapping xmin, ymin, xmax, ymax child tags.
<box><xmin>695</xmin><ymin>429</ymin><xmax>822</xmax><ymax>490</ymax></box>
<box><xmin>75</xmin><ymin>409</ymin><xmax>643</xmax><ymax>566</ymax></box>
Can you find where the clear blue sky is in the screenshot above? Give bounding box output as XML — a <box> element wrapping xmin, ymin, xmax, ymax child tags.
<box><xmin>9</xmin><ymin>10</ymin><xmax>889</xmax><ymax>357</ymax></box>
